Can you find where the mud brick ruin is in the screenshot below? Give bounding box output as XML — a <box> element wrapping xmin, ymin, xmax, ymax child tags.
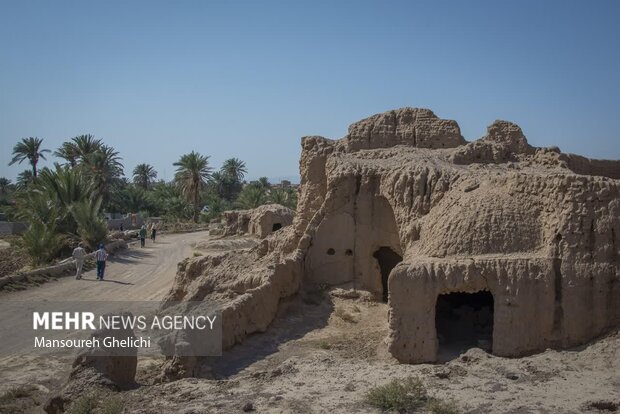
<box><xmin>162</xmin><ymin>108</ymin><xmax>619</xmax><ymax>377</ymax></box>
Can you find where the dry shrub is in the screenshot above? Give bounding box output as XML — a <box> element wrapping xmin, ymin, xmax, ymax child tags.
<box><xmin>365</xmin><ymin>377</ymin><xmax>460</xmax><ymax>413</ymax></box>
<box><xmin>335</xmin><ymin>306</ymin><xmax>357</xmax><ymax>323</ymax></box>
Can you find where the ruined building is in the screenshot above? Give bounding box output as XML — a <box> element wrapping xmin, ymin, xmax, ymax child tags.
<box><xmin>163</xmin><ymin>108</ymin><xmax>619</xmax><ymax>376</ymax></box>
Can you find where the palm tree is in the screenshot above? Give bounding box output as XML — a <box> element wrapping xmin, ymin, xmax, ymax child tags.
<box><xmin>269</xmin><ymin>187</ymin><xmax>298</xmax><ymax>209</ymax></box>
<box><xmin>16</xmin><ymin>170</ymin><xmax>34</xmax><ymax>189</ymax></box>
<box><xmin>9</xmin><ymin>137</ymin><xmax>50</xmax><ymax>178</ymax></box>
<box><xmin>72</xmin><ymin>134</ymin><xmax>103</xmax><ymax>162</ymax></box>
<box><xmin>133</xmin><ymin>164</ymin><xmax>157</xmax><ymax>190</ymax></box>
<box><xmin>83</xmin><ymin>145</ymin><xmax>124</xmax><ymax>206</ymax></box>
<box><xmin>236</xmin><ymin>185</ymin><xmax>267</xmax><ymax>209</ymax></box>
<box><xmin>0</xmin><ymin>177</ymin><xmax>11</xmax><ymax>196</ymax></box>
<box><xmin>174</xmin><ymin>151</ymin><xmax>212</xmax><ymax>222</ymax></box>
<box><xmin>257</xmin><ymin>176</ymin><xmax>271</xmax><ymax>189</ymax></box>
<box><xmin>221</xmin><ymin>158</ymin><xmax>247</xmax><ymax>182</ymax></box>
<box><xmin>54</xmin><ymin>142</ymin><xmax>79</xmax><ymax>167</ymax></box>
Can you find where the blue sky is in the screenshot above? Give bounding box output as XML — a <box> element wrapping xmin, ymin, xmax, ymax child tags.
<box><xmin>1</xmin><ymin>0</ymin><xmax>619</xmax><ymax>182</ymax></box>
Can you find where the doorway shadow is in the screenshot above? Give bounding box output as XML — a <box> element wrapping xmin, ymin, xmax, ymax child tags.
<box><xmin>435</xmin><ymin>290</ymin><xmax>494</xmax><ymax>363</ymax></box>
<box><xmin>373</xmin><ymin>247</ymin><xmax>402</xmax><ymax>302</ymax></box>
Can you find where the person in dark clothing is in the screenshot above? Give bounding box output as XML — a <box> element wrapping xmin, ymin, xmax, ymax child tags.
<box><xmin>150</xmin><ymin>222</ymin><xmax>157</xmax><ymax>242</ymax></box>
<box><xmin>139</xmin><ymin>225</ymin><xmax>147</xmax><ymax>247</ymax></box>
<box><xmin>95</xmin><ymin>243</ymin><xmax>108</xmax><ymax>280</ymax></box>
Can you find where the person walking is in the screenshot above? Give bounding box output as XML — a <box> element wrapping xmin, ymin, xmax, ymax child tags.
<box><xmin>95</xmin><ymin>243</ymin><xmax>108</xmax><ymax>280</ymax></box>
<box><xmin>139</xmin><ymin>225</ymin><xmax>147</xmax><ymax>248</ymax></box>
<box><xmin>150</xmin><ymin>222</ymin><xmax>157</xmax><ymax>243</ymax></box>
<box><xmin>72</xmin><ymin>242</ymin><xmax>86</xmax><ymax>280</ymax></box>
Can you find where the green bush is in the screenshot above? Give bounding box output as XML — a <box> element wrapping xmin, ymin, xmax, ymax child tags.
<box><xmin>366</xmin><ymin>377</ymin><xmax>428</xmax><ymax>412</ymax></box>
<box><xmin>19</xmin><ymin>221</ymin><xmax>66</xmax><ymax>266</ymax></box>
<box><xmin>70</xmin><ymin>198</ymin><xmax>108</xmax><ymax>250</ymax></box>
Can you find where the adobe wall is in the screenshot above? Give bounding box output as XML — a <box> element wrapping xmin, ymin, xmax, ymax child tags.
<box><xmin>248</xmin><ymin>204</ymin><xmax>295</xmax><ymax>238</ymax></box>
<box><xmin>304</xmin><ymin>176</ymin><xmax>402</xmax><ymax>298</ymax></box>
<box><xmin>161</xmin><ymin>108</ymin><xmax>619</xmax><ymax>377</ymax></box>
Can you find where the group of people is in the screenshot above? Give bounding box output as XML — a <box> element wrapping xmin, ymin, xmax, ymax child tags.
<box><xmin>71</xmin><ymin>221</ymin><xmax>159</xmax><ymax>280</ymax></box>
<box><xmin>72</xmin><ymin>242</ymin><xmax>108</xmax><ymax>280</ymax></box>
<box><xmin>139</xmin><ymin>222</ymin><xmax>158</xmax><ymax>248</ymax></box>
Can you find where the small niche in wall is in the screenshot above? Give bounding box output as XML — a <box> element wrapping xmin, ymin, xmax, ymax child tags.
<box><xmin>327</xmin><ymin>248</ymin><xmax>335</xmax><ymax>255</ymax></box>
<box><xmin>345</xmin><ymin>249</ymin><xmax>353</xmax><ymax>256</ymax></box>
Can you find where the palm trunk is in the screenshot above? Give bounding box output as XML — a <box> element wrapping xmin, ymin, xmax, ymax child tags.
<box><xmin>193</xmin><ymin>181</ymin><xmax>199</xmax><ymax>223</ymax></box>
<box><xmin>32</xmin><ymin>159</ymin><xmax>37</xmax><ymax>178</ymax></box>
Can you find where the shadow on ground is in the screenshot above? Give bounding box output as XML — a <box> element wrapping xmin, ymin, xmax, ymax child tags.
<box><xmin>79</xmin><ymin>278</ymin><xmax>134</xmax><ymax>285</ymax></box>
<box><xmin>107</xmin><ymin>248</ymin><xmax>154</xmax><ymax>265</ymax></box>
<box><xmin>203</xmin><ymin>289</ymin><xmax>334</xmax><ymax>379</ymax></box>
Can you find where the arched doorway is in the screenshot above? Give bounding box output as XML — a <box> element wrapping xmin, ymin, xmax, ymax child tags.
<box><xmin>373</xmin><ymin>247</ymin><xmax>403</xmax><ymax>302</ymax></box>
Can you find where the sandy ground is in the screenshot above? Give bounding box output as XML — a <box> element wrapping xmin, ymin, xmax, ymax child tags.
<box><xmin>122</xmin><ymin>292</ymin><xmax>619</xmax><ymax>414</ymax></box>
<box><xmin>0</xmin><ymin>232</ymin><xmax>618</xmax><ymax>413</ymax></box>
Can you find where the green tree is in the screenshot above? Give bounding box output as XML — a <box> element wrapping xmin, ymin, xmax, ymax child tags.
<box><xmin>19</xmin><ymin>164</ymin><xmax>94</xmax><ymax>235</ymax></box>
<box><xmin>116</xmin><ymin>186</ymin><xmax>150</xmax><ymax>213</ymax></box>
<box><xmin>69</xmin><ymin>197</ymin><xmax>108</xmax><ymax>250</ymax></box>
<box><xmin>71</xmin><ymin>134</ymin><xmax>103</xmax><ymax>162</ymax></box>
<box><xmin>269</xmin><ymin>187</ymin><xmax>298</xmax><ymax>209</ymax></box>
<box><xmin>174</xmin><ymin>151</ymin><xmax>212</xmax><ymax>222</ymax></box>
<box><xmin>16</xmin><ymin>170</ymin><xmax>34</xmax><ymax>189</ymax></box>
<box><xmin>83</xmin><ymin>145</ymin><xmax>124</xmax><ymax>207</ymax></box>
<box><xmin>221</xmin><ymin>158</ymin><xmax>247</xmax><ymax>182</ymax></box>
<box><xmin>15</xmin><ymin>164</ymin><xmax>106</xmax><ymax>263</ymax></box>
<box><xmin>20</xmin><ymin>220</ymin><xmax>65</xmax><ymax>266</ymax></box>
<box><xmin>9</xmin><ymin>137</ymin><xmax>50</xmax><ymax>178</ymax></box>
<box><xmin>132</xmin><ymin>164</ymin><xmax>157</xmax><ymax>190</ymax></box>
<box><xmin>257</xmin><ymin>176</ymin><xmax>271</xmax><ymax>189</ymax></box>
<box><xmin>0</xmin><ymin>177</ymin><xmax>11</xmax><ymax>197</ymax></box>
<box><xmin>202</xmin><ymin>193</ymin><xmax>231</xmax><ymax>221</ymax></box>
<box><xmin>236</xmin><ymin>185</ymin><xmax>267</xmax><ymax>209</ymax></box>
<box><xmin>53</xmin><ymin>142</ymin><xmax>79</xmax><ymax>167</ymax></box>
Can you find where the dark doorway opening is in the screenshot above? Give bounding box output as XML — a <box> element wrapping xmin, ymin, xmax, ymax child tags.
<box><xmin>435</xmin><ymin>291</ymin><xmax>493</xmax><ymax>361</ymax></box>
<box><xmin>373</xmin><ymin>247</ymin><xmax>403</xmax><ymax>302</ymax></box>
<box><xmin>272</xmin><ymin>223</ymin><xmax>282</xmax><ymax>232</ymax></box>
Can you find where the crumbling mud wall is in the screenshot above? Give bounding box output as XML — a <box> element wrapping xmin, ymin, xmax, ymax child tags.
<box><xmin>248</xmin><ymin>204</ymin><xmax>295</xmax><ymax>238</ymax></box>
<box><xmin>215</xmin><ymin>204</ymin><xmax>295</xmax><ymax>238</ymax></box>
<box><xmin>164</xmin><ymin>108</ymin><xmax>619</xmax><ymax>373</ymax></box>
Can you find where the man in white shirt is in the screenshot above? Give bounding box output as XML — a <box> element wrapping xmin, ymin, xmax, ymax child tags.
<box><xmin>72</xmin><ymin>242</ymin><xmax>86</xmax><ymax>280</ymax></box>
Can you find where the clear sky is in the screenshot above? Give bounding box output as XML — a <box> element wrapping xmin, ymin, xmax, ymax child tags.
<box><xmin>1</xmin><ymin>0</ymin><xmax>619</xmax><ymax>183</ymax></box>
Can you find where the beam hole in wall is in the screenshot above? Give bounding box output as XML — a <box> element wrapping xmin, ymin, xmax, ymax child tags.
<box><xmin>327</xmin><ymin>248</ymin><xmax>335</xmax><ymax>255</ymax></box>
<box><xmin>345</xmin><ymin>249</ymin><xmax>353</xmax><ymax>256</ymax></box>
<box><xmin>435</xmin><ymin>290</ymin><xmax>493</xmax><ymax>362</ymax></box>
<box><xmin>372</xmin><ymin>247</ymin><xmax>403</xmax><ymax>302</ymax></box>
<box><xmin>272</xmin><ymin>223</ymin><xmax>282</xmax><ymax>232</ymax></box>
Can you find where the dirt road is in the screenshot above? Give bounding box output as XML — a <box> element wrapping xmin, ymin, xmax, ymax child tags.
<box><xmin>0</xmin><ymin>231</ymin><xmax>209</xmax><ymax>400</ymax></box>
<box><xmin>1</xmin><ymin>231</ymin><xmax>209</xmax><ymax>302</ymax></box>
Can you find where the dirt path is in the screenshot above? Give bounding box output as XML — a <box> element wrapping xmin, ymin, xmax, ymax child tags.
<box><xmin>1</xmin><ymin>231</ymin><xmax>209</xmax><ymax>302</ymax></box>
<box><xmin>0</xmin><ymin>231</ymin><xmax>209</xmax><ymax>405</ymax></box>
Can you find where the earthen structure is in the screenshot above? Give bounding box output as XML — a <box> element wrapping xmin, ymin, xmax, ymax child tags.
<box><xmin>162</xmin><ymin>108</ymin><xmax>619</xmax><ymax>376</ymax></box>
